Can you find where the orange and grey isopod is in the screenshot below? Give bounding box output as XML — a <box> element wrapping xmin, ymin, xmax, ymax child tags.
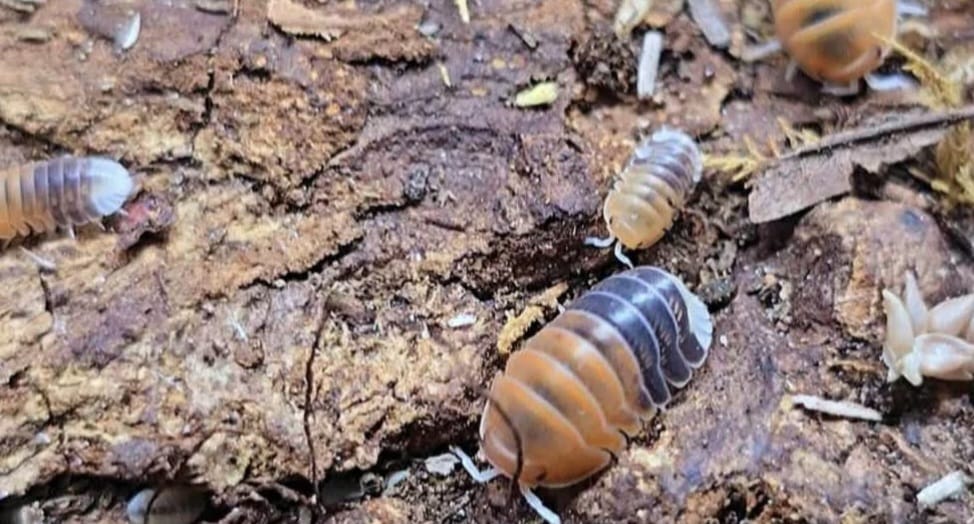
<box><xmin>587</xmin><ymin>129</ymin><xmax>703</xmax><ymax>267</ymax></box>
<box><xmin>452</xmin><ymin>265</ymin><xmax>714</xmax><ymax>523</ymax></box>
<box><xmin>0</xmin><ymin>156</ymin><xmax>134</xmax><ymax>242</ymax></box>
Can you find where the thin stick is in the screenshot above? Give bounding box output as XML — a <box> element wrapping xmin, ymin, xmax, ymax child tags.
<box><xmin>779</xmin><ymin>105</ymin><xmax>974</xmax><ymax>161</ymax></box>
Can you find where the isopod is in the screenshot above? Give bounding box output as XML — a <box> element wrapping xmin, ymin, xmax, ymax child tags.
<box><xmin>882</xmin><ymin>271</ymin><xmax>974</xmax><ymax>386</ymax></box>
<box><xmin>452</xmin><ymin>265</ymin><xmax>714</xmax><ymax>524</ymax></box>
<box><xmin>0</xmin><ymin>156</ymin><xmax>134</xmax><ymax>242</ymax></box>
<box><xmin>744</xmin><ymin>0</ymin><xmax>927</xmax><ymax>96</ymax></box>
<box><xmin>126</xmin><ymin>485</ymin><xmax>207</xmax><ymax>524</ymax></box>
<box><xmin>586</xmin><ymin>129</ymin><xmax>703</xmax><ymax>268</ymax></box>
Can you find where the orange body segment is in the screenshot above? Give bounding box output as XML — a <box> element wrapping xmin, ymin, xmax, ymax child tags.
<box><xmin>773</xmin><ymin>0</ymin><xmax>898</xmax><ymax>84</ymax></box>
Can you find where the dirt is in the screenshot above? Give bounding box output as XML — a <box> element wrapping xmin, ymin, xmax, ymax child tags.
<box><xmin>0</xmin><ymin>0</ymin><xmax>972</xmax><ymax>523</ymax></box>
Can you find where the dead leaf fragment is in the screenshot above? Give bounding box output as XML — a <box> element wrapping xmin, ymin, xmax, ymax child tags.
<box><xmin>513</xmin><ymin>82</ymin><xmax>558</xmax><ymax>108</ymax></box>
<box><xmin>613</xmin><ymin>0</ymin><xmax>653</xmax><ymax>38</ymax></box>
<box><xmin>497</xmin><ymin>282</ymin><xmax>568</xmax><ymax>354</ymax></box>
<box><xmin>688</xmin><ymin>0</ymin><xmax>730</xmax><ymax>48</ymax></box>
<box><xmin>749</xmin><ymin>108</ymin><xmax>974</xmax><ymax>223</ymax></box>
<box><xmin>266</xmin><ymin>0</ymin><xmax>343</xmax><ymax>40</ymax></box>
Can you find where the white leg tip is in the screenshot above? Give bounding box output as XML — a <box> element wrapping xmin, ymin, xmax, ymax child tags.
<box><xmin>520</xmin><ymin>486</ymin><xmax>561</xmax><ymax>524</ymax></box>
<box><xmin>584</xmin><ymin>235</ymin><xmax>616</xmax><ymax>249</ymax></box>
<box><xmin>614</xmin><ymin>242</ymin><xmax>634</xmax><ymax>269</ymax></box>
<box><xmin>450</xmin><ymin>446</ymin><xmax>501</xmax><ymax>483</ymax></box>
<box><xmin>897</xmin><ymin>1</ymin><xmax>928</xmax><ymax>17</ymax></box>
<box><xmin>821</xmin><ymin>81</ymin><xmax>861</xmax><ymax>97</ymax></box>
<box><xmin>864</xmin><ymin>72</ymin><xmax>916</xmax><ymax>92</ymax></box>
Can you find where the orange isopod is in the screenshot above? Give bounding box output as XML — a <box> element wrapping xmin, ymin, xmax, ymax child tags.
<box><xmin>586</xmin><ymin>129</ymin><xmax>702</xmax><ymax>268</ymax></box>
<box><xmin>0</xmin><ymin>156</ymin><xmax>134</xmax><ymax>242</ymax></box>
<box><xmin>773</xmin><ymin>0</ymin><xmax>898</xmax><ymax>86</ymax></box>
<box><xmin>452</xmin><ymin>265</ymin><xmax>714</xmax><ymax>523</ymax></box>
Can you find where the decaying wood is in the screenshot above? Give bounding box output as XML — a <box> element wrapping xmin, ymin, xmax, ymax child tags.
<box><xmin>0</xmin><ymin>1</ymin><xmax>972</xmax><ymax>523</ymax></box>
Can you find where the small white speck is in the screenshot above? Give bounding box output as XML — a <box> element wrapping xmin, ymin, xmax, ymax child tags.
<box><xmin>917</xmin><ymin>471</ymin><xmax>971</xmax><ymax>508</ymax></box>
<box><xmin>424</xmin><ymin>452</ymin><xmax>460</xmax><ymax>476</ymax></box>
<box><xmin>114</xmin><ymin>11</ymin><xmax>140</xmax><ymax>51</ymax></box>
<box><xmin>719</xmin><ymin>335</ymin><xmax>728</xmax><ymax>346</ymax></box>
<box><xmin>446</xmin><ymin>313</ymin><xmax>476</xmax><ymax>328</ymax></box>
<box><xmin>382</xmin><ymin>469</ymin><xmax>411</xmax><ymax>495</ymax></box>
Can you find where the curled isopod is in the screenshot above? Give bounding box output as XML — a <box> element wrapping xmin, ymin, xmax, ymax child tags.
<box><xmin>586</xmin><ymin>129</ymin><xmax>703</xmax><ymax>268</ymax></box>
<box><xmin>882</xmin><ymin>271</ymin><xmax>974</xmax><ymax>386</ymax></box>
<box><xmin>0</xmin><ymin>156</ymin><xmax>134</xmax><ymax>242</ymax></box>
<box><xmin>126</xmin><ymin>485</ymin><xmax>208</xmax><ymax>524</ymax></box>
<box><xmin>452</xmin><ymin>265</ymin><xmax>714</xmax><ymax>524</ymax></box>
<box><xmin>746</xmin><ymin>0</ymin><xmax>924</xmax><ymax>95</ymax></box>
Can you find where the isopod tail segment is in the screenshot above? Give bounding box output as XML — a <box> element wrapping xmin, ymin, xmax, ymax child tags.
<box><xmin>743</xmin><ymin>0</ymin><xmax>927</xmax><ymax>97</ymax></box>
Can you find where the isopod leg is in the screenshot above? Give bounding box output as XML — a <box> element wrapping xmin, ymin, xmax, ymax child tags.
<box><xmin>821</xmin><ymin>81</ymin><xmax>860</xmax><ymax>97</ymax></box>
<box><xmin>741</xmin><ymin>38</ymin><xmax>782</xmax><ymax>63</ymax></box>
<box><xmin>449</xmin><ymin>446</ymin><xmax>501</xmax><ymax>483</ymax></box>
<box><xmin>19</xmin><ymin>247</ymin><xmax>56</xmax><ymax>272</ymax></box>
<box><xmin>864</xmin><ymin>72</ymin><xmax>916</xmax><ymax>92</ymax></box>
<box><xmin>583</xmin><ymin>235</ymin><xmax>615</xmax><ymax>249</ymax></box>
<box><xmin>896</xmin><ymin>1</ymin><xmax>927</xmax><ymax>17</ymax></box>
<box><xmin>613</xmin><ymin>242</ymin><xmax>634</xmax><ymax>269</ymax></box>
<box><xmin>784</xmin><ymin>60</ymin><xmax>799</xmax><ymax>83</ymax></box>
<box><xmin>520</xmin><ymin>485</ymin><xmax>561</xmax><ymax>524</ymax></box>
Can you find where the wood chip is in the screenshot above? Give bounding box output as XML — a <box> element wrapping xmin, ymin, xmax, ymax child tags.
<box><xmin>916</xmin><ymin>470</ymin><xmax>971</xmax><ymax>508</ymax></box>
<box><xmin>497</xmin><ymin>282</ymin><xmax>568</xmax><ymax>354</ymax></box>
<box><xmin>637</xmin><ymin>31</ymin><xmax>664</xmax><ymax>99</ymax></box>
<box><xmin>688</xmin><ymin>0</ymin><xmax>730</xmax><ymax>48</ymax></box>
<box><xmin>749</xmin><ymin>107</ymin><xmax>974</xmax><ymax>224</ymax></box>
<box><xmin>194</xmin><ymin>0</ymin><xmax>233</xmax><ymax>14</ymax></box>
<box><xmin>513</xmin><ymin>82</ymin><xmax>558</xmax><ymax>107</ymax></box>
<box><xmin>266</xmin><ymin>0</ymin><xmax>343</xmax><ymax>40</ymax></box>
<box><xmin>454</xmin><ymin>0</ymin><xmax>470</xmax><ymax>24</ymax></box>
<box><xmin>614</xmin><ymin>0</ymin><xmax>654</xmax><ymax>38</ymax></box>
<box><xmin>789</xmin><ymin>394</ymin><xmax>883</xmax><ymax>422</ymax></box>
<box><xmin>446</xmin><ymin>313</ymin><xmax>476</xmax><ymax>328</ymax></box>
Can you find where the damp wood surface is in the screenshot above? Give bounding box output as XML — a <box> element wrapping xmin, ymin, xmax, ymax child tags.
<box><xmin>0</xmin><ymin>0</ymin><xmax>972</xmax><ymax>523</ymax></box>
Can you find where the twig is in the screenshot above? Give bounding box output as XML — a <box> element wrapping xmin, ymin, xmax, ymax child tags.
<box><xmin>779</xmin><ymin>105</ymin><xmax>974</xmax><ymax>161</ymax></box>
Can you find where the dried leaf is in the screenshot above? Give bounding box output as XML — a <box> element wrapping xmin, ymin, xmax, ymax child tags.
<box><xmin>614</xmin><ymin>0</ymin><xmax>653</xmax><ymax>38</ymax></box>
<box><xmin>748</xmin><ymin>107</ymin><xmax>974</xmax><ymax>223</ymax></box>
<box><xmin>266</xmin><ymin>0</ymin><xmax>343</xmax><ymax>40</ymax></box>
<box><xmin>688</xmin><ymin>0</ymin><xmax>730</xmax><ymax>48</ymax></box>
<box><xmin>749</xmin><ymin>127</ymin><xmax>947</xmax><ymax>223</ymax></box>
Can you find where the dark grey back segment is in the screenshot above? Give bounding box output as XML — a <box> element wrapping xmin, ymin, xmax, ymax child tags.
<box><xmin>592</xmin><ymin>275</ymin><xmax>691</xmax><ymax>385</ymax></box>
<box><xmin>569</xmin><ymin>292</ymin><xmax>671</xmax><ymax>406</ymax></box>
<box><xmin>566</xmin><ymin>266</ymin><xmax>706</xmax><ymax>409</ymax></box>
<box><xmin>630</xmin><ymin>267</ymin><xmax>707</xmax><ymax>366</ymax></box>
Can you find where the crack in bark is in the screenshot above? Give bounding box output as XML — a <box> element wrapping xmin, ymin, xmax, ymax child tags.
<box><xmin>302</xmin><ymin>303</ymin><xmax>330</xmax><ymax>512</ymax></box>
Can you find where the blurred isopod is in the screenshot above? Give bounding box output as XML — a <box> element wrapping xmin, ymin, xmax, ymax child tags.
<box><xmin>744</xmin><ymin>0</ymin><xmax>926</xmax><ymax>95</ymax></box>
<box><xmin>126</xmin><ymin>485</ymin><xmax>207</xmax><ymax>524</ymax></box>
<box><xmin>0</xmin><ymin>156</ymin><xmax>134</xmax><ymax>243</ymax></box>
<box><xmin>586</xmin><ymin>129</ymin><xmax>703</xmax><ymax>267</ymax></box>
<box><xmin>452</xmin><ymin>265</ymin><xmax>714</xmax><ymax>524</ymax></box>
